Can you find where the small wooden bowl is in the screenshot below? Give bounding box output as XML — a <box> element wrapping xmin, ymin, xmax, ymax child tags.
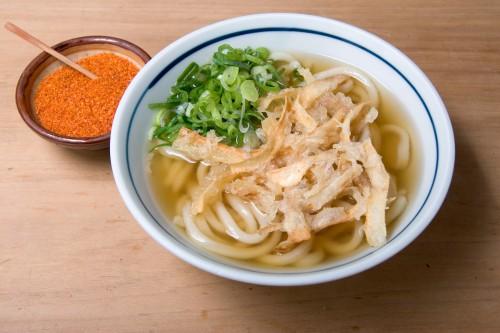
<box><xmin>16</xmin><ymin>36</ymin><xmax>151</xmax><ymax>150</ymax></box>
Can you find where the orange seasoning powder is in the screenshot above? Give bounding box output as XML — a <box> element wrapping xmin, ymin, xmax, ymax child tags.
<box><xmin>34</xmin><ymin>53</ymin><xmax>139</xmax><ymax>137</ymax></box>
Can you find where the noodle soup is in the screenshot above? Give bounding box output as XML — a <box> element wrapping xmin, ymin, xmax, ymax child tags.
<box><xmin>148</xmin><ymin>51</ymin><xmax>419</xmax><ymax>269</ymax></box>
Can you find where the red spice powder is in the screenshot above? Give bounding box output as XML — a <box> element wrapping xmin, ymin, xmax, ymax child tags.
<box><xmin>34</xmin><ymin>53</ymin><xmax>139</xmax><ymax>137</ymax></box>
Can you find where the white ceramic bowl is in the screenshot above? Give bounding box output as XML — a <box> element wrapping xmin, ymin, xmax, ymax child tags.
<box><xmin>111</xmin><ymin>13</ymin><xmax>454</xmax><ymax>286</ymax></box>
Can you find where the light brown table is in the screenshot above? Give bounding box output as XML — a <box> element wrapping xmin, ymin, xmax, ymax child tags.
<box><xmin>1</xmin><ymin>1</ymin><xmax>499</xmax><ymax>332</ymax></box>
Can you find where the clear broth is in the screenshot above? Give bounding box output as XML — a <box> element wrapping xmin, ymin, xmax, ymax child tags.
<box><xmin>149</xmin><ymin>54</ymin><xmax>421</xmax><ymax>270</ymax></box>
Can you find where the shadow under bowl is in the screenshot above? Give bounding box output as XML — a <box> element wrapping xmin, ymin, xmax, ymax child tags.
<box><xmin>15</xmin><ymin>35</ymin><xmax>151</xmax><ymax>150</ymax></box>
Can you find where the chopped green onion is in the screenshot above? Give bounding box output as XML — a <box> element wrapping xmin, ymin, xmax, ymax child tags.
<box><xmin>219</xmin><ymin>75</ymin><xmax>240</xmax><ymax>92</ymax></box>
<box><xmin>148</xmin><ymin>102</ymin><xmax>169</xmax><ymax>110</ymax></box>
<box><xmin>176</xmin><ymin>62</ymin><xmax>199</xmax><ymax>84</ymax></box>
<box><xmin>244</xmin><ymin>53</ymin><xmax>264</xmax><ymax>65</ymax></box>
<box><xmin>149</xmin><ymin>44</ymin><xmax>287</xmax><ymax>147</ymax></box>
<box><xmin>255</xmin><ymin>47</ymin><xmax>270</xmax><ymax>60</ymax></box>
<box><xmin>243</xmin><ymin>129</ymin><xmax>260</xmax><ymax>148</ymax></box>
<box><xmin>222</xmin><ymin>66</ymin><xmax>239</xmax><ymax>85</ymax></box>
<box><xmin>240</xmin><ymin>80</ymin><xmax>259</xmax><ymax>103</ymax></box>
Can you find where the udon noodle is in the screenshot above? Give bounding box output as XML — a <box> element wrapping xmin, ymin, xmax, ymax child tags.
<box><xmin>149</xmin><ymin>52</ymin><xmax>414</xmax><ymax>268</ymax></box>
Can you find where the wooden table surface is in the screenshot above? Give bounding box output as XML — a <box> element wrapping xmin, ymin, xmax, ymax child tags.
<box><xmin>1</xmin><ymin>1</ymin><xmax>499</xmax><ymax>332</ymax></box>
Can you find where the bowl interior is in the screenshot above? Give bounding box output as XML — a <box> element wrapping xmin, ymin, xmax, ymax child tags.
<box><xmin>18</xmin><ymin>38</ymin><xmax>150</xmax><ymax>150</ymax></box>
<box><xmin>112</xmin><ymin>14</ymin><xmax>454</xmax><ymax>285</ymax></box>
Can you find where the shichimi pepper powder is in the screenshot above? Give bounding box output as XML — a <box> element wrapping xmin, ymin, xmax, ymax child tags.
<box><xmin>34</xmin><ymin>53</ymin><xmax>139</xmax><ymax>138</ymax></box>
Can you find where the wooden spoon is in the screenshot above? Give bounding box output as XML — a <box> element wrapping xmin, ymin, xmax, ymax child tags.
<box><xmin>4</xmin><ymin>22</ymin><xmax>97</xmax><ymax>80</ymax></box>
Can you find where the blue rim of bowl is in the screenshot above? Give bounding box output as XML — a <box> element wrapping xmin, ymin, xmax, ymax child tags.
<box><xmin>125</xmin><ymin>27</ymin><xmax>439</xmax><ymax>274</ymax></box>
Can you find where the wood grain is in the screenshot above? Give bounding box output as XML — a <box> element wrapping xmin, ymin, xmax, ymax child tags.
<box><xmin>1</xmin><ymin>0</ymin><xmax>499</xmax><ymax>332</ymax></box>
